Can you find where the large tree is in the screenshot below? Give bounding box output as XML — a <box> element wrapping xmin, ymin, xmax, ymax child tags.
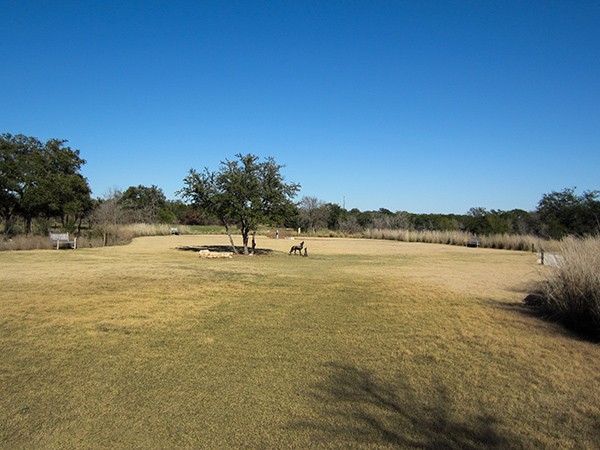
<box><xmin>0</xmin><ymin>134</ymin><xmax>34</xmax><ymax>233</ymax></box>
<box><xmin>41</xmin><ymin>139</ymin><xmax>93</xmax><ymax>231</ymax></box>
<box><xmin>179</xmin><ymin>154</ymin><xmax>299</xmax><ymax>255</ymax></box>
<box><xmin>0</xmin><ymin>133</ymin><xmax>91</xmax><ymax>234</ymax></box>
<box><xmin>118</xmin><ymin>184</ymin><xmax>167</xmax><ymax>223</ymax></box>
<box><xmin>537</xmin><ymin>188</ymin><xmax>600</xmax><ymax>238</ymax></box>
<box><xmin>298</xmin><ymin>196</ymin><xmax>329</xmax><ymax>233</ymax></box>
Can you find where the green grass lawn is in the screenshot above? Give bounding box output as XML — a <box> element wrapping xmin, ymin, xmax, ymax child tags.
<box><xmin>1</xmin><ymin>236</ymin><xmax>599</xmax><ymax>448</ymax></box>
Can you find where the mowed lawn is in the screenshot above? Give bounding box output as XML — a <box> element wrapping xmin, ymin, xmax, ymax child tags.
<box><xmin>1</xmin><ymin>236</ymin><xmax>599</xmax><ymax>449</ymax></box>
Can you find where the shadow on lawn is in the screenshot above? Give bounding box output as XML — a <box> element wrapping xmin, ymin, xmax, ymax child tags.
<box><xmin>492</xmin><ymin>298</ymin><xmax>600</xmax><ymax>343</ymax></box>
<box><xmin>294</xmin><ymin>362</ymin><xmax>519</xmax><ymax>449</ymax></box>
<box><xmin>176</xmin><ymin>245</ymin><xmax>273</xmax><ymax>256</ymax></box>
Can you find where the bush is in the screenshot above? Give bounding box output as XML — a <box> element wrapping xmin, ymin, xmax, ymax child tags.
<box><xmin>527</xmin><ymin>235</ymin><xmax>600</xmax><ymax>339</ymax></box>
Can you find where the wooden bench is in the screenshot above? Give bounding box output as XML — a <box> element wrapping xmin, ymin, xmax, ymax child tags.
<box><xmin>466</xmin><ymin>237</ymin><xmax>480</xmax><ymax>248</ymax></box>
<box><xmin>49</xmin><ymin>232</ymin><xmax>77</xmax><ymax>250</ymax></box>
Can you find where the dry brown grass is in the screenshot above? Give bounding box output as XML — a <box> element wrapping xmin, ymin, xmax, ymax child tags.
<box><xmin>1</xmin><ymin>235</ymin><xmax>599</xmax><ymax>448</ymax></box>
<box><xmin>1</xmin><ymin>235</ymin><xmax>52</xmax><ymax>251</ymax></box>
<box><xmin>362</xmin><ymin>228</ymin><xmax>547</xmax><ymax>251</ymax></box>
<box><xmin>0</xmin><ymin>224</ymin><xmax>198</xmax><ymax>251</ymax></box>
<box><xmin>529</xmin><ymin>235</ymin><xmax>600</xmax><ymax>338</ymax></box>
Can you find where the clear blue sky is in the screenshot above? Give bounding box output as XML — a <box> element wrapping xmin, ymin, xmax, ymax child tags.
<box><xmin>2</xmin><ymin>1</ymin><xmax>599</xmax><ymax>213</ymax></box>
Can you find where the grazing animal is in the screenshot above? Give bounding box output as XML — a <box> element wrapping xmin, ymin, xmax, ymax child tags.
<box><xmin>289</xmin><ymin>241</ymin><xmax>304</xmax><ymax>255</ymax></box>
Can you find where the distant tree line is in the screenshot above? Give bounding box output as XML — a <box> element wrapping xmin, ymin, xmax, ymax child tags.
<box><xmin>2</xmin><ymin>133</ymin><xmax>598</xmax><ymax>241</ymax></box>
<box><xmin>295</xmin><ymin>188</ymin><xmax>600</xmax><ymax>240</ymax></box>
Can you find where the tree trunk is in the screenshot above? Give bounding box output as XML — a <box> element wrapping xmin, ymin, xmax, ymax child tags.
<box><xmin>25</xmin><ymin>217</ymin><xmax>33</xmax><ymax>235</ymax></box>
<box><xmin>77</xmin><ymin>216</ymin><xmax>83</xmax><ymax>237</ymax></box>
<box><xmin>223</xmin><ymin>221</ymin><xmax>238</xmax><ymax>254</ymax></box>
<box><xmin>242</xmin><ymin>227</ymin><xmax>250</xmax><ymax>255</ymax></box>
<box><xmin>3</xmin><ymin>212</ymin><xmax>13</xmax><ymax>236</ymax></box>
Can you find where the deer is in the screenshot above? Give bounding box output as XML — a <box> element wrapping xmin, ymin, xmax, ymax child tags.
<box><xmin>289</xmin><ymin>241</ymin><xmax>304</xmax><ymax>255</ymax></box>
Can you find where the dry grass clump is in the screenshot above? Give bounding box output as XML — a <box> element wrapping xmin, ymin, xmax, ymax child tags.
<box><xmin>363</xmin><ymin>228</ymin><xmax>541</xmax><ymax>251</ymax></box>
<box><xmin>479</xmin><ymin>233</ymin><xmax>539</xmax><ymax>251</ymax></box>
<box><xmin>528</xmin><ymin>235</ymin><xmax>600</xmax><ymax>338</ymax></box>
<box><xmin>102</xmin><ymin>223</ymin><xmax>207</xmax><ymax>244</ymax></box>
<box><xmin>121</xmin><ymin>223</ymin><xmax>190</xmax><ymax>236</ymax></box>
<box><xmin>107</xmin><ymin>223</ymin><xmax>194</xmax><ymax>241</ymax></box>
<box><xmin>0</xmin><ymin>224</ymin><xmax>196</xmax><ymax>251</ymax></box>
<box><xmin>362</xmin><ymin>228</ymin><xmax>464</xmax><ymax>245</ymax></box>
<box><xmin>1</xmin><ymin>235</ymin><xmax>50</xmax><ymax>251</ymax></box>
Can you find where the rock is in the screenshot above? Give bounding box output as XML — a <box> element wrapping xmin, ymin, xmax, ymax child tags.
<box><xmin>199</xmin><ymin>249</ymin><xmax>233</xmax><ymax>258</ymax></box>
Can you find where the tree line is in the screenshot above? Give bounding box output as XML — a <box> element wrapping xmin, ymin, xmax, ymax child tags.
<box><xmin>2</xmin><ymin>133</ymin><xmax>599</xmax><ymax>242</ymax></box>
<box><xmin>296</xmin><ymin>189</ymin><xmax>600</xmax><ymax>240</ymax></box>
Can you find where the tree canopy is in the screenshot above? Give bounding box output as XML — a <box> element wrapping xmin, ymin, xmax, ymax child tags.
<box><xmin>1</xmin><ymin>133</ymin><xmax>92</xmax><ymax>234</ymax></box>
<box><xmin>118</xmin><ymin>184</ymin><xmax>168</xmax><ymax>223</ymax></box>
<box><xmin>179</xmin><ymin>153</ymin><xmax>299</xmax><ymax>254</ymax></box>
<box><xmin>536</xmin><ymin>188</ymin><xmax>600</xmax><ymax>239</ymax></box>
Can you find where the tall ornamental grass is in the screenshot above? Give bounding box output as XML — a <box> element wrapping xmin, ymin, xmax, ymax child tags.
<box><xmin>1</xmin><ymin>224</ymin><xmax>195</xmax><ymax>251</ymax></box>
<box><xmin>1</xmin><ymin>235</ymin><xmax>52</xmax><ymax>251</ymax></box>
<box><xmin>529</xmin><ymin>235</ymin><xmax>600</xmax><ymax>338</ymax></box>
<box><xmin>94</xmin><ymin>223</ymin><xmax>196</xmax><ymax>246</ymax></box>
<box><xmin>362</xmin><ymin>228</ymin><xmax>540</xmax><ymax>251</ymax></box>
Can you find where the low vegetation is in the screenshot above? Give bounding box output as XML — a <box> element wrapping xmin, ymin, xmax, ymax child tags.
<box><xmin>1</xmin><ymin>224</ymin><xmax>557</xmax><ymax>253</ymax></box>
<box><xmin>527</xmin><ymin>235</ymin><xmax>600</xmax><ymax>339</ymax></box>
<box><xmin>362</xmin><ymin>228</ymin><xmax>544</xmax><ymax>251</ymax></box>
<box><xmin>1</xmin><ymin>236</ymin><xmax>599</xmax><ymax>448</ymax></box>
<box><xmin>0</xmin><ymin>224</ymin><xmax>226</xmax><ymax>251</ymax></box>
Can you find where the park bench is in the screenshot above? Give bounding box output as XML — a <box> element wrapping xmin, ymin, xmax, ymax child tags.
<box><xmin>49</xmin><ymin>232</ymin><xmax>77</xmax><ymax>250</ymax></box>
<box><xmin>538</xmin><ymin>251</ymin><xmax>563</xmax><ymax>266</ymax></box>
<box><xmin>466</xmin><ymin>237</ymin><xmax>480</xmax><ymax>248</ymax></box>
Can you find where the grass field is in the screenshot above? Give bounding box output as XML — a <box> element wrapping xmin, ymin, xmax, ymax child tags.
<box><xmin>1</xmin><ymin>236</ymin><xmax>599</xmax><ymax>448</ymax></box>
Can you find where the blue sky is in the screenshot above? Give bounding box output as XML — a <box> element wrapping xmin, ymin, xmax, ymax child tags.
<box><xmin>2</xmin><ymin>1</ymin><xmax>599</xmax><ymax>213</ymax></box>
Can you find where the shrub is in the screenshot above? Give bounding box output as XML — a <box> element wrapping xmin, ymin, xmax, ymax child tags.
<box><xmin>527</xmin><ymin>235</ymin><xmax>600</xmax><ymax>339</ymax></box>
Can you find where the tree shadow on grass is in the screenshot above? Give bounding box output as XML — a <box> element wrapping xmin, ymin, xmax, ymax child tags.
<box><xmin>176</xmin><ymin>245</ymin><xmax>273</xmax><ymax>256</ymax></box>
<box><xmin>292</xmin><ymin>362</ymin><xmax>519</xmax><ymax>449</ymax></box>
<box><xmin>491</xmin><ymin>297</ymin><xmax>600</xmax><ymax>343</ymax></box>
